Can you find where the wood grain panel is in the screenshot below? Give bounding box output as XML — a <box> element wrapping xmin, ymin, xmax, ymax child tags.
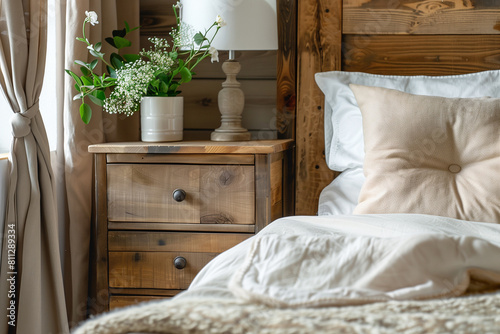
<box><xmin>181</xmin><ymin>79</ymin><xmax>277</xmax><ymax>135</ymax></box>
<box><xmin>109</xmin><ymin>288</ymin><xmax>182</xmax><ymax>297</ymax></box>
<box><xmin>107</xmin><ymin>164</ymin><xmax>254</xmax><ymax>224</ymax></box>
<box><xmin>106</xmin><ymin>153</ymin><xmax>254</xmax><ymax>165</ymax></box>
<box><xmin>343</xmin><ymin>34</ymin><xmax>500</xmax><ymax>75</ymax></box>
<box><xmin>271</xmin><ymin>159</ymin><xmax>283</xmax><ymax>207</ymax></box>
<box><xmin>110</xmin><ymin>295</ymin><xmax>165</xmax><ymax>310</ymax></box>
<box><xmin>108</xmin><ymin>231</ymin><xmax>250</xmax><ymax>252</ymax></box>
<box><xmin>89</xmin><ymin>153</ymin><xmax>109</xmax><ymax>314</ymax></box>
<box><xmin>282</xmin><ymin>144</ymin><xmax>295</xmax><ymax>217</ymax></box>
<box><xmin>295</xmin><ymin>0</ymin><xmax>340</xmax><ymax>215</ymax></box>
<box><xmin>343</xmin><ymin>0</ymin><xmax>500</xmax><ymax>35</ymax></box>
<box><xmin>277</xmin><ymin>0</ymin><xmax>297</xmax><ymax>139</ymax></box>
<box><xmin>107</xmin><ymin>164</ymin><xmax>200</xmax><ymax>223</ymax></box>
<box><xmin>108</xmin><ymin>222</ymin><xmax>254</xmax><ymax>233</ymax></box>
<box><xmin>140</xmin><ymin>0</ymin><xmax>176</xmax><ymax>36</ymax></box>
<box><xmin>255</xmin><ymin>154</ymin><xmax>271</xmax><ymax>232</ymax></box>
<box><xmin>89</xmin><ymin>140</ymin><xmax>294</xmax><ymax>154</ymax></box>
<box><xmin>199</xmin><ymin>165</ymin><xmax>255</xmax><ymax>225</ymax></box>
<box><xmin>109</xmin><ymin>252</ymin><xmax>217</xmax><ymax>289</ymax></box>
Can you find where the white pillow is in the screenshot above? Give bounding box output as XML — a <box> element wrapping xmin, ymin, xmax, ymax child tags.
<box><xmin>315</xmin><ymin>70</ymin><xmax>500</xmax><ymax>172</ymax></box>
<box><xmin>318</xmin><ymin>168</ymin><xmax>364</xmax><ymax>216</ymax></box>
<box><xmin>314</xmin><ymin>70</ymin><xmax>500</xmax><ymax>215</ymax></box>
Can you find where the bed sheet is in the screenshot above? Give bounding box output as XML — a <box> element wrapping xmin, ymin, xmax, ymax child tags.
<box><xmin>182</xmin><ymin>214</ymin><xmax>500</xmax><ymax>304</ymax></box>
<box><xmin>73</xmin><ymin>214</ymin><xmax>500</xmax><ymax>334</ymax></box>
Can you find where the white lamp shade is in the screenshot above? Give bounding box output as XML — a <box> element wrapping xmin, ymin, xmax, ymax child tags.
<box><xmin>180</xmin><ymin>0</ymin><xmax>278</xmax><ymax>51</ymax></box>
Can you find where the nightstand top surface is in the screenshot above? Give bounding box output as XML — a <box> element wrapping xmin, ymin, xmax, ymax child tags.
<box><xmin>88</xmin><ymin>139</ymin><xmax>294</xmax><ymax>154</ymax></box>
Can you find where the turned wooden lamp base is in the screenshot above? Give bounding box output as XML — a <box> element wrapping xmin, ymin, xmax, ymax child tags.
<box><xmin>211</xmin><ymin>130</ymin><xmax>251</xmax><ymax>141</ymax></box>
<box><xmin>211</xmin><ymin>59</ymin><xmax>251</xmax><ymax>142</ymax></box>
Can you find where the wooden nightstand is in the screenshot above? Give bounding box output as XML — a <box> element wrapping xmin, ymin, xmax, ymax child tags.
<box><xmin>88</xmin><ymin>140</ymin><xmax>294</xmax><ymax>313</ymax></box>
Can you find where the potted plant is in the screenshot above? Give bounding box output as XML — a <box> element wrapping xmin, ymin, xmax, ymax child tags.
<box><xmin>66</xmin><ymin>2</ymin><xmax>225</xmax><ymax>141</ymax></box>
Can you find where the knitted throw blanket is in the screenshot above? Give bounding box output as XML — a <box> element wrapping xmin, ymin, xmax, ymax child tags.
<box><xmin>73</xmin><ymin>293</ymin><xmax>500</xmax><ymax>334</ymax></box>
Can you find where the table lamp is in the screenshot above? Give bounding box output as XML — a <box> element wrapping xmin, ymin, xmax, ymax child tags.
<box><xmin>180</xmin><ymin>0</ymin><xmax>278</xmax><ymax>141</ymax></box>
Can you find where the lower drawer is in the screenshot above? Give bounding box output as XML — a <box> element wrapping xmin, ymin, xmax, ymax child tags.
<box><xmin>108</xmin><ymin>231</ymin><xmax>250</xmax><ymax>290</ymax></box>
<box><xmin>109</xmin><ymin>251</ymin><xmax>217</xmax><ymax>289</ymax></box>
<box><xmin>109</xmin><ymin>295</ymin><xmax>167</xmax><ymax>310</ymax></box>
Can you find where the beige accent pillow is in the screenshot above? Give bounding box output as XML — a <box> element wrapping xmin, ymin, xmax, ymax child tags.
<box><xmin>350</xmin><ymin>84</ymin><xmax>500</xmax><ymax>224</ymax></box>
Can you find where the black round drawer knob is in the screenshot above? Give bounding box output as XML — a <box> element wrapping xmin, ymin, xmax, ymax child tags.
<box><xmin>172</xmin><ymin>189</ymin><xmax>186</xmax><ymax>202</ymax></box>
<box><xmin>174</xmin><ymin>256</ymin><xmax>187</xmax><ymax>270</ymax></box>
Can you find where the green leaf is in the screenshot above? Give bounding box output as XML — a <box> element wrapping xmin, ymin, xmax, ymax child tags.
<box><xmin>88</xmin><ymin>94</ymin><xmax>103</xmax><ymax>106</ymax></box>
<box><xmin>95</xmin><ymin>42</ymin><xmax>102</xmax><ymax>52</ymax></box>
<box><xmin>111</xmin><ymin>57</ymin><xmax>123</xmax><ymax>69</ymax></box>
<box><xmin>74</xmin><ymin>83</ymin><xmax>81</xmax><ymax>92</ymax></box>
<box><xmin>193</xmin><ymin>32</ymin><xmax>205</xmax><ymax>45</ymax></box>
<box><xmin>127</xmin><ymin>22</ymin><xmax>140</xmax><ymax>32</ymax></box>
<box><xmin>150</xmin><ymin>79</ymin><xmax>159</xmax><ymax>90</ymax></box>
<box><xmin>65</xmin><ymin>69</ymin><xmax>83</xmax><ymax>86</ymax></box>
<box><xmin>179</xmin><ymin>67</ymin><xmax>192</xmax><ymax>83</ymax></box>
<box><xmin>123</xmin><ymin>54</ymin><xmax>141</xmax><ymax>63</ymax></box>
<box><xmin>74</xmin><ymin>60</ymin><xmax>88</xmax><ymax>67</ymax></box>
<box><xmin>94</xmin><ymin>89</ymin><xmax>106</xmax><ymax>101</ymax></box>
<box><xmin>159</xmin><ymin>81</ymin><xmax>169</xmax><ymax>93</ymax></box>
<box><xmin>112</xmin><ymin>28</ymin><xmax>127</xmax><ymax>38</ymax></box>
<box><xmin>168</xmin><ymin>83</ymin><xmax>180</xmax><ymax>94</ymax></box>
<box><xmin>171</xmin><ymin>59</ymin><xmax>185</xmax><ymax>77</ymax></box>
<box><xmin>123</xmin><ymin>21</ymin><xmax>140</xmax><ymax>33</ymax></box>
<box><xmin>76</xmin><ymin>37</ymin><xmax>87</xmax><ymax>43</ymax></box>
<box><xmin>105</xmin><ymin>37</ymin><xmax>116</xmax><ymax>48</ymax></box>
<box><xmin>169</xmin><ymin>51</ymin><xmax>178</xmax><ymax>60</ymax></box>
<box><xmin>90</xmin><ymin>59</ymin><xmax>98</xmax><ymax>70</ymax></box>
<box><xmin>92</xmin><ymin>73</ymin><xmax>102</xmax><ymax>86</ymax></box>
<box><xmin>89</xmin><ymin>90</ymin><xmax>105</xmax><ymax>106</ymax></box>
<box><xmin>80</xmin><ymin>66</ymin><xmax>90</xmax><ymax>76</ymax></box>
<box><xmin>80</xmin><ymin>103</ymin><xmax>92</xmax><ymax>124</ymax></box>
<box><xmin>110</xmin><ymin>53</ymin><xmax>124</xmax><ymax>69</ymax></box>
<box><xmin>81</xmin><ymin>76</ymin><xmax>93</xmax><ymax>86</ymax></box>
<box><xmin>89</xmin><ymin>49</ymin><xmax>104</xmax><ymax>58</ymax></box>
<box><xmin>113</xmin><ymin>36</ymin><xmax>132</xmax><ymax>49</ymax></box>
<box><xmin>103</xmin><ymin>77</ymin><xmax>116</xmax><ymax>83</ymax></box>
<box><xmin>107</xmin><ymin>66</ymin><xmax>117</xmax><ymax>78</ymax></box>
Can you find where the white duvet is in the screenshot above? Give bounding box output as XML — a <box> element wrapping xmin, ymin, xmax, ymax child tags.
<box><xmin>177</xmin><ymin>214</ymin><xmax>500</xmax><ymax>306</ymax></box>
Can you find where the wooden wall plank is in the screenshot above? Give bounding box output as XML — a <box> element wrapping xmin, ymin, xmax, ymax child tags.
<box><xmin>343</xmin><ymin>0</ymin><xmax>500</xmax><ymax>35</ymax></box>
<box><xmin>140</xmin><ymin>0</ymin><xmax>177</xmax><ymax>35</ymax></box>
<box><xmin>343</xmin><ymin>34</ymin><xmax>500</xmax><ymax>75</ymax></box>
<box><xmin>295</xmin><ymin>0</ymin><xmax>340</xmax><ymax>215</ymax></box>
<box><xmin>277</xmin><ymin>0</ymin><xmax>297</xmax><ymax>139</ymax></box>
<box><xmin>88</xmin><ymin>153</ymin><xmax>109</xmax><ymax>314</ymax></box>
<box><xmin>181</xmin><ymin>79</ymin><xmax>277</xmax><ymax>131</ymax></box>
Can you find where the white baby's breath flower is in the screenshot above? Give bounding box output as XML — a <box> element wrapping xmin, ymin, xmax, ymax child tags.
<box><xmin>85</xmin><ymin>11</ymin><xmax>99</xmax><ymax>25</ymax></box>
<box><xmin>171</xmin><ymin>23</ymin><xmax>196</xmax><ymax>49</ymax></box>
<box><xmin>71</xmin><ymin>5</ymin><xmax>223</xmax><ymax>122</ymax></box>
<box><xmin>209</xmin><ymin>46</ymin><xmax>219</xmax><ymax>63</ymax></box>
<box><xmin>215</xmin><ymin>15</ymin><xmax>226</xmax><ymax>28</ymax></box>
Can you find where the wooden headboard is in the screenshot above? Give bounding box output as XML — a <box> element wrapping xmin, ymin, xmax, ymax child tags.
<box><xmin>278</xmin><ymin>0</ymin><xmax>500</xmax><ymax>215</ymax></box>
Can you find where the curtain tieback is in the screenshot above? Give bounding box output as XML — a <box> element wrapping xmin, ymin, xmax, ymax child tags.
<box><xmin>11</xmin><ymin>101</ymin><xmax>40</xmax><ymax>138</ymax></box>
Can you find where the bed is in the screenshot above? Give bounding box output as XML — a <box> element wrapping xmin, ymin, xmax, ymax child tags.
<box><xmin>73</xmin><ymin>1</ymin><xmax>500</xmax><ymax>333</ymax></box>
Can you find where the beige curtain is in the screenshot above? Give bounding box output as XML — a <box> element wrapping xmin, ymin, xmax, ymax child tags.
<box><xmin>0</xmin><ymin>0</ymin><xmax>69</xmax><ymax>333</ymax></box>
<box><xmin>56</xmin><ymin>0</ymin><xmax>139</xmax><ymax>328</ymax></box>
<box><xmin>0</xmin><ymin>0</ymin><xmax>139</xmax><ymax>332</ymax></box>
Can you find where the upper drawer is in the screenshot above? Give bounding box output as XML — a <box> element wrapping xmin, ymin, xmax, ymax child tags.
<box><xmin>107</xmin><ymin>164</ymin><xmax>255</xmax><ymax>224</ymax></box>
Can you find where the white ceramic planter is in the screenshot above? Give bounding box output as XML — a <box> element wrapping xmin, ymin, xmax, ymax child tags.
<box><xmin>141</xmin><ymin>96</ymin><xmax>183</xmax><ymax>142</ymax></box>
